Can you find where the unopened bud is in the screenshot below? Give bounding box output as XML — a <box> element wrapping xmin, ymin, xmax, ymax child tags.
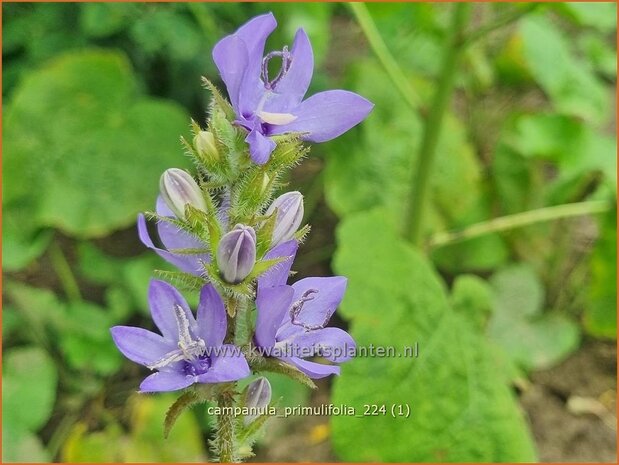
<box><xmin>244</xmin><ymin>377</ymin><xmax>272</xmax><ymax>425</ymax></box>
<box><xmin>159</xmin><ymin>168</ymin><xmax>206</xmax><ymax>220</ymax></box>
<box><xmin>193</xmin><ymin>131</ymin><xmax>219</xmax><ymax>163</ymax></box>
<box><xmin>265</xmin><ymin>191</ymin><xmax>304</xmax><ymax>246</ymax></box>
<box><xmin>216</xmin><ymin>224</ymin><xmax>257</xmax><ymax>284</ymax></box>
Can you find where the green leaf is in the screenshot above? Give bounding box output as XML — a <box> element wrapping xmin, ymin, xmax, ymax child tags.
<box><xmin>80</xmin><ymin>3</ymin><xmax>138</xmax><ymax>38</ymax></box>
<box><xmin>2</xmin><ymin>202</ymin><xmax>52</xmax><ymax>272</ymax></box>
<box><xmin>2</xmin><ymin>427</ymin><xmax>49</xmax><ymax>463</ymax></box>
<box><xmin>450</xmin><ymin>275</ymin><xmax>494</xmax><ymax>329</ymax></box>
<box><xmin>520</xmin><ymin>16</ymin><xmax>609</xmax><ymax>124</ymax></box>
<box><xmin>331</xmin><ymin>209</ymin><xmax>536</xmax><ymax>462</ymax></box>
<box><xmin>561</xmin><ymin>3</ymin><xmax>617</xmax><ymax>34</ymax></box>
<box><xmin>4</xmin><ymin>50</ymin><xmax>190</xmax><ymax>237</ymax></box>
<box><xmin>164</xmin><ymin>390</ymin><xmax>201</xmax><ymax>439</ymax></box>
<box><xmin>585</xmin><ymin>209</ymin><xmax>617</xmax><ymax>338</ymax></box>
<box><xmin>2</xmin><ymin>347</ymin><xmax>58</xmax><ymax>433</ymax></box>
<box><xmin>488</xmin><ymin>264</ymin><xmax>581</xmax><ymax>370</ymax></box>
<box><xmin>6</xmin><ymin>282</ymin><xmax>124</xmax><ymax>375</ymax></box>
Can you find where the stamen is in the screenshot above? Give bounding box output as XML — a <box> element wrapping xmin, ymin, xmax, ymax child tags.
<box><xmin>261</xmin><ymin>46</ymin><xmax>291</xmax><ymax>90</ymax></box>
<box><xmin>290</xmin><ymin>289</ymin><xmax>330</xmax><ymax>332</ymax></box>
<box><xmin>174</xmin><ymin>304</ymin><xmax>193</xmax><ymax>348</ymax></box>
<box><xmin>146</xmin><ymin>304</ymin><xmax>206</xmax><ymax>370</ymax></box>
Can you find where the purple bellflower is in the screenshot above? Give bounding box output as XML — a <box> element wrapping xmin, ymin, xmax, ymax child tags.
<box><xmin>254</xmin><ymin>276</ymin><xmax>355</xmax><ymax>379</ymax></box>
<box><xmin>111</xmin><ymin>279</ymin><xmax>250</xmax><ymax>392</ymax></box>
<box><xmin>212</xmin><ymin>13</ymin><xmax>374</xmax><ymax>165</ymax></box>
<box><xmin>138</xmin><ymin>197</ymin><xmax>210</xmax><ymax>277</ymax></box>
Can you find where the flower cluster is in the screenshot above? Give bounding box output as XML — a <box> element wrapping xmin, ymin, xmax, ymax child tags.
<box><xmin>110</xmin><ymin>12</ymin><xmax>371</xmax><ymax>460</ymax></box>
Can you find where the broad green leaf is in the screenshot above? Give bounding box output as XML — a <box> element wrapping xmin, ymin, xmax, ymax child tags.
<box><xmin>488</xmin><ymin>264</ymin><xmax>581</xmax><ymax>370</ymax></box>
<box><xmin>2</xmin><ymin>426</ymin><xmax>49</xmax><ymax>463</ymax></box>
<box><xmin>79</xmin><ymin>3</ymin><xmax>138</xmax><ymax>38</ymax></box>
<box><xmin>4</xmin><ymin>50</ymin><xmax>189</xmax><ymax>237</ymax></box>
<box><xmin>520</xmin><ymin>15</ymin><xmax>609</xmax><ymax>124</ymax></box>
<box><xmin>585</xmin><ymin>209</ymin><xmax>617</xmax><ymax>338</ymax></box>
<box><xmin>450</xmin><ymin>274</ymin><xmax>494</xmax><ymax>329</ymax></box>
<box><xmin>331</xmin><ymin>209</ymin><xmax>536</xmax><ymax>462</ymax></box>
<box><xmin>2</xmin><ymin>347</ymin><xmax>58</xmax><ymax>433</ymax></box>
<box><xmin>129</xmin><ymin>8</ymin><xmax>201</xmax><ymax>61</ymax></box>
<box><xmin>6</xmin><ymin>282</ymin><xmax>124</xmax><ymax>375</ymax></box>
<box><xmin>561</xmin><ymin>3</ymin><xmax>617</xmax><ymax>34</ymax></box>
<box><xmin>2</xmin><ymin>201</ymin><xmax>52</xmax><ymax>272</ymax></box>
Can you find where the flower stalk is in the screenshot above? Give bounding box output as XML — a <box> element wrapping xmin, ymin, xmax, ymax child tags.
<box><xmin>110</xmin><ymin>12</ymin><xmax>370</xmax><ymax>462</ymax></box>
<box><xmin>403</xmin><ymin>3</ymin><xmax>472</xmax><ymax>247</ymax></box>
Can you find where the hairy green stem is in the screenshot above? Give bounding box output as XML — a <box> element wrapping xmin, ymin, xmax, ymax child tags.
<box><xmin>233</xmin><ymin>297</ymin><xmax>251</xmax><ymax>346</ymax></box>
<box><xmin>429</xmin><ymin>200</ymin><xmax>612</xmax><ymax>248</ymax></box>
<box><xmin>49</xmin><ymin>240</ymin><xmax>82</xmax><ymax>303</ymax></box>
<box><xmin>403</xmin><ymin>3</ymin><xmax>471</xmax><ymax>246</ymax></box>
<box><xmin>349</xmin><ymin>3</ymin><xmax>421</xmax><ymax>111</ymax></box>
<box><xmin>214</xmin><ymin>389</ymin><xmax>236</xmax><ymax>463</ymax></box>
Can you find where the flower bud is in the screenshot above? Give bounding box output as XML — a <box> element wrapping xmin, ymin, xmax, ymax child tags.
<box><xmin>193</xmin><ymin>130</ymin><xmax>219</xmax><ymax>163</ymax></box>
<box><xmin>159</xmin><ymin>168</ymin><xmax>207</xmax><ymax>220</ymax></box>
<box><xmin>265</xmin><ymin>191</ymin><xmax>304</xmax><ymax>246</ymax></box>
<box><xmin>216</xmin><ymin>224</ymin><xmax>257</xmax><ymax>284</ymax></box>
<box><xmin>244</xmin><ymin>377</ymin><xmax>272</xmax><ymax>425</ymax></box>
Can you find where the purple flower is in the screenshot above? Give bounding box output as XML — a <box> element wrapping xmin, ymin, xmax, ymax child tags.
<box><xmin>111</xmin><ymin>280</ymin><xmax>250</xmax><ymax>392</ymax></box>
<box><xmin>254</xmin><ymin>277</ymin><xmax>355</xmax><ymax>379</ymax></box>
<box><xmin>138</xmin><ymin>196</ymin><xmax>210</xmax><ymax>276</ymax></box>
<box><xmin>212</xmin><ymin>13</ymin><xmax>374</xmax><ymax>165</ymax></box>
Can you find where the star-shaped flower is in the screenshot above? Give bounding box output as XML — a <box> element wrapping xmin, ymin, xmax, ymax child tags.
<box><xmin>111</xmin><ymin>280</ymin><xmax>250</xmax><ymax>392</ymax></box>
<box><xmin>213</xmin><ymin>13</ymin><xmax>374</xmax><ymax>165</ymax></box>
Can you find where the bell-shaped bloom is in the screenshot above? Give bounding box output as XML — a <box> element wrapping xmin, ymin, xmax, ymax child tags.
<box><xmin>216</xmin><ymin>224</ymin><xmax>257</xmax><ymax>283</ymax></box>
<box><xmin>159</xmin><ymin>168</ymin><xmax>207</xmax><ymax>220</ymax></box>
<box><xmin>111</xmin><ymin>280</ymin><xmax>250</xmax><ymax>392</ymax></box>
<box><xmin>254</xmin><ymin>277</ymin><xmax>355</xmax><ymax>379</ymax></box>
<box><xmin>212</xmin><ymin>13</ymin><xmax>374</xmax><ymax>165</ymax></box>
<box><xmin>138</xmin><ymin>196</ymin><xmax>210</xmax><ymax>276</ymax></box>
<box><xmin>265</xmin><ymin>191</ymin><xmax>304</xmax><ymax>247</ymax></box>
<box><xmin>244</xmin><ymin>377</ymin><xmax>272</xmax><ymax>425</ymax></box>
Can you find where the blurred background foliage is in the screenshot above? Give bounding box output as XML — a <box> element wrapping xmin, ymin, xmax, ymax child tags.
<box><xmin>2</xmin><ymin>2</ymin><xmax>616</xmax><ymax>462</ymax></box>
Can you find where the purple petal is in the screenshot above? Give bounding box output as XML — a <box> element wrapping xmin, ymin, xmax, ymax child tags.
<box><xmin>265</xmin><ymin>28</ymin><xmax>314</xmax><ymax>112</ymax></box>
<box><xmin>196</xmin><ymin>284</ymin><xmax>227</xmax><ymax>347</ymax></box>
<box><xmin>281</xmin><ymin>356</ymin><xmax>340</xmax><ymax>379</ymax></box>
<box><xmin>213</xmin><ymin>13</ymin><xmax>277</xmax><ymax>113</ymax></box>
<box><xmin>255</xmin><ymin>285</ymin><xmax>294</xmax><ymax>348</ymax></box>
<box><xmin>270</xmin><ymin>90</ymin><xmax>373</xmax><ymax>142</ymax></box>
<box><xmin>246</xmin><ymin>126</ymin><xmax>276</xmax><ymax>165</ymax></box>
<box><xmin>139</xmin><ymin>371</ymin><xmax>195</xmax><ymax>393</ymax></box>
<box><xmin>156</xmin><ymin>196</ymin><xmax>207</xmax><ymax>251</ymax></box>
<box><xmin>197</xmin><ymin>346</ymin><xmax>251</xmax><ymax>383</ymax></box>
<box><xmin>286</xmin><ymin>327</ymin><xmax>355</xmax><ymax>363</ymax></box>
<box><xmin>258</xmin><ymin>240</ymin><xmax>298</xmax><ymax>289</ymax></box>
<box><xmin>276</xmin><ymin>276</ymin><xmax>347</xmax><ymax>341</ymax></box>
<box><xmin>110</xmin><ymin>326</ymin><xmax>173</xmax><ymax>366</ymax></box>
<box><xmin>212</xmin><ymin>35</ymin><xmax>249</xmax><ymax>110</ymax></box>
<box><xmin>137</xmin><ymin>214</ymin><xmax>207</xmax><ymax>276</ymax></box>
<box><xmin>148</xmin><ymin>279</ymin><xmax>196</xmax><ymax>342</ymax></box>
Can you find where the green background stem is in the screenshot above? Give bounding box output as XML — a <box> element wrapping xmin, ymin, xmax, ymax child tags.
<box><xmin>429</xmin><ymin>200</ymin><xmax>612</xmax><ymax>248</ymax></box>
<box><xmin>403</xmin><ymin>3</ymin><xmax>472</xmax><ymax>246</ymax></box>
<box><xmin>49</xmin><ymin>240</ymin><xmax>82</xmax><ymax>303</ymax></box>
<box><xmin>349</xmin><ymin>3</ymin><xmax>421</xmax><ymax>111</ymax></box>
